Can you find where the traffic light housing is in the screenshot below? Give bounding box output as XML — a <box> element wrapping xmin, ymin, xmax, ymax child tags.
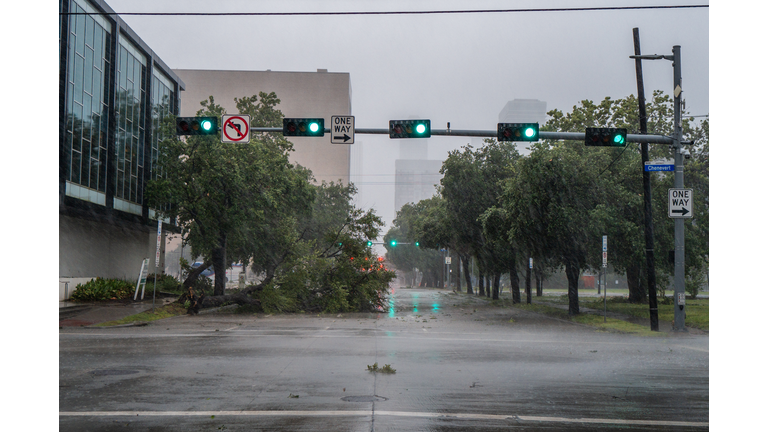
<box><xmin>389</xmin><ymin>119</ymin><xmax>431</xmax><ymax>138</ymax></box>
<box><xmin>389</xmin><ymin>239</ymin><xmax>397</xmax><ymax>247</ymax></box>
<box><xmin>367</xmin><ymin>241</ymin><xmax>373</xmax><ymax>247</ymax></box>
<box><xmin>283</xmin><ymin>118</ymin><xmax>325</xmax><ymax>137</ymax></box>
<box><xmin>584</xmin><ymin>128</ymin><xmax>627</xmax><ymax>147</ymax></box>
<box><xmin>176</xmin><ymin>117</ymin><xmax>218</xmax><ymax>136</ymax></box>
<box><xmin>497</xmin><ymin>123</ymin><xmax>539</xmax><ymax>142</ymax></box>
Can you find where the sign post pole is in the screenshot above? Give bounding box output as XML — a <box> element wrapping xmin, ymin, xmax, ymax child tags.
<box><xmin>603</xmin><ymin>235</ymin><xmax>608</xmax><ymax>322</ymax></box>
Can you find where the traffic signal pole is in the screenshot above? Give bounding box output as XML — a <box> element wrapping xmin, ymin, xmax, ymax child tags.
<box><xmin>671</xmin><ymin>46</ymin><xmax>687</xmax><ymax>332</ymax></box>
<box><xmin>629</xmin><ymin>45</ymin><xmax>687</xmax><ymax>331</ymax></box>
<box><xmin>250</xmin><ymin>127</ymin><xmax>674</xmax><ymax>144</ymax></box>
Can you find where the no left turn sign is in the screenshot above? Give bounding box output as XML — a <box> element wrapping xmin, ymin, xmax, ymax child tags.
<box><xmin>222</xmin><ymin>114</ymin><xmax>250</xmax><ymax>144</ymax></box>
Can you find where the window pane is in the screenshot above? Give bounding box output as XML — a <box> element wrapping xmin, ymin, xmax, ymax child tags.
<box><xmin>71</xmin><ymin>150</ymin><xmax>81</xmax><ymax>185</ymax></box>
<box><xmin>90</xmin><ymin>158</ymin><xmax>99</xmax><ymax>190</ymax></box>
<box><xmin>93</xmin><ymin>27</ymin><xmax>102</xmax><ymax>69</ymax></box>
<box><xmin>92</xmin><ymin>68</ymin><xmax>102</xmax><ymax>107</ymax></box>
<box><xmin>75</xmin><ymin>9</ymin><xmax>85</xmax><ymax>55</ymax></box>
<box><xmin>86</xmin><ymin>16</ymin><xmax>94</xmax><ymax>49</ymax></box>
<box><xmin>73</xmin><ymin>54</ymin><xmax>83</xmax><ymax>103</ymax></box>
<box><xmin>84</xmin><ymin>47</ymin><xmax>93</xmax><ymax>95</ymax></box>
<box><xmin>72</xmin><ymin>103</ymin><xmax>83</xmax><ymax>153</ymax></box>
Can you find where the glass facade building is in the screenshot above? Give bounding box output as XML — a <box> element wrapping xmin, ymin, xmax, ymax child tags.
<box><xmin>60</xmin><ymin>0</ymin><xmax>183</xmax><ymax>220</ymax></box>
<box><xmin>59</xmin><ymin>0</ymin><xmax>184</xmax><ymax>288</ymax></box>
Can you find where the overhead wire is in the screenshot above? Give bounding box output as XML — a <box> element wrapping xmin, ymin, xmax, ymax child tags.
<box><xmin>60</xmin><ymin>5</ymin><xmax>709</xmax><ymax>17</ymax></box>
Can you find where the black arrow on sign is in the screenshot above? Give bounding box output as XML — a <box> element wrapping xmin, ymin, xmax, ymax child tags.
<box><xmin>333</xmin><ymin>134</ymin><xmax>351</xmax><ymax>142</ymax></box>
<box><xmin>671</xmin><ymin>207</ymin><xmax>690</xmax><ymax>216</ymax></box>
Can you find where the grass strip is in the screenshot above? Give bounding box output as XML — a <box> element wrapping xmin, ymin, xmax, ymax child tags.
<box><xmin>96</xmin><ymin>303</ymin><xmax>187</xmax><ymax>327</ymax></box>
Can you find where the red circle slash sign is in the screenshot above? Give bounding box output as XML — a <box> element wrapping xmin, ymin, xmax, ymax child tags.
<box><xmin>223</xmin><ymin>116</ymin><xmax>249</xmax><ymax>142</ymax></box>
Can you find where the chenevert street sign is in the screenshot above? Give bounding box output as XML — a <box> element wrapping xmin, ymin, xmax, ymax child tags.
<box><xmin>668</xmin><ymin>188</ymin><xmax>693</xmax><ymax>218</ymax></box>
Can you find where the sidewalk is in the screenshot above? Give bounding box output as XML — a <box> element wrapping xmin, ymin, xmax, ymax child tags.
<box><xmin>59</xmin><ymin>295</ymin><xmax>177</xmax><ymax>327</ymax></box>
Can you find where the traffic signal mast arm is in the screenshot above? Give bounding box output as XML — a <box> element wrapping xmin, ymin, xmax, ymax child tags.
<box><xmin>249</xmin><ymin>126</ymin><xmax>675</xmax><ymax>144</ymax></box>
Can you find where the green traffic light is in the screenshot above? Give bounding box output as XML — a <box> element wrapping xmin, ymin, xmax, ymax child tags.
<box><xmin>309</xmin><ymin>122</ymin><xmax>320</xmax><ymax>133</ymax></box>
<box><xmin>614</xmin><ymin>134</ymin><xmax>625</xmax><ymax>144</ymax></box>
<box><xmin>497</xmin><ymin>123</ymin><xmax>539</xmax><ymax>142</ymax></box>
<box><xmin>524</xmin><ymin>127</ymin><xmax>535</xmax><ymax>138</ymax></box>
<box><xmin>416</xmin><ymin>124</ymin><xmax>426</xmax><ymax>134</ymax></box>
<box><xmin>367</xmin><ymin>241</ymin><xmax>373</xmax><ymax>247</ymax></box>
<box><xmin>390</xmin><ymin>240</ymin><xmax>397</xmax><ymax>247</ymax></box>
<box><xmin>414</xmin><ymin>241</ymin><xmax>419</xmax><ymax>247</ymax></box>
<box><xmin>201</xmin><ymin>119</ymin><xmax>213</xmax><ymax>131</ymax></box>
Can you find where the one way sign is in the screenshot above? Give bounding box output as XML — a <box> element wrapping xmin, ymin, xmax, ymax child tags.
<box><xmin>331</xmin><ymin>115</ymin><xmax>354</xmax><ymax>144</ymax></box>
<box><xmin>668</xmin><ymin>188</ymin><xmax>693</xmax><ymax>218</ymax></box>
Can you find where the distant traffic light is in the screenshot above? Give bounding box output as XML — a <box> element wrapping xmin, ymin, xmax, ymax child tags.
<box><xmin>497</xmin><ymin>123</ymin><xmax>539</xmax><ymax>142</ymax></box>
<box><xmin>176</xmin><ymin>117</ymin><xmax>218</xmax><ymax>136</ymax></box>
<box><xmin>389</xmin><ymin>119</ymin><xmax>431</xmax><ymax>138</ymax></box>
<box><xmin>389</xmin><ymin>239</ymin><xmax>397</xmax><ymax>247</ymax></box>
<box><xmin>367</xmin><ymin>241</ymin><xmax>373</xmax><ymax>247</ymax></box>
<box><xmin>414</xmin><ymin>241</ymin><xmax>420</xmax><ymax>247</ymax></box>
<box><xmin>584</xmin><ymin>128</ymin><xmax>627</xmax><ymax>147</ymax></box>
<box><xmin>283</xmin><ymin>118</ymin><xmax>325</xmax><ymax>137</ymax></box>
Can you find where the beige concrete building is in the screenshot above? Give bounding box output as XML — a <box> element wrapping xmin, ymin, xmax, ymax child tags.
<box><xmin>173</xmin><ymin>69</ymin><xmax>352</xmax><ymax>185</ymax></box>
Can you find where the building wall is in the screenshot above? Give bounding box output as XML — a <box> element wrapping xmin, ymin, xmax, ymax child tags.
<box><xmin>173</xmin><ymin>69</ymin><xmax>352</xmax><ymax>185</ymax></box>
<box><xmin>394</xmin><ymin>159</ymin><xmax>443</xmax><ymax>213</ymax></box>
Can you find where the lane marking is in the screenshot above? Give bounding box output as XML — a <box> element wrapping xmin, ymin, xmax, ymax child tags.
<box><xmin>58</xmin><ymin>410</ymin><xmax>708</xmax><ymax>427</ymax></box>
<box><xmin>58</xmin><ymin>332</ymin><xmax>708</xmax><ymax>352</ymax></box>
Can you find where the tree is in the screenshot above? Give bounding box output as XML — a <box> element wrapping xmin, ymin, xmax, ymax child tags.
<box><xmin>502</xmin><ymin>142</ymin><xmax>602</xmax><ymax>315</ymax></box>
<box><xmin>148</xmin><ymin>93</ymin><xmax>311</xmax><ymax>307</ymax></box>
<box><xmin>544</xmin><ymin>93</ymin><xmax>709</xmax><ymax>303</ymax></box>
<box><xmin>385</xmin><ymin>204</ymin><xmax>443</xmax><ymax>287</ymax></box>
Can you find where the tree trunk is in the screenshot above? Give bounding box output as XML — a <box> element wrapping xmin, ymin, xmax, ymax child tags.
<box><xmin>456</xmin><ymin>257</ymin><xmax>462</xmax><ymax>292</ymax></box>
<box><xmin>478</xmin><ymin>273</ymin><xmax>485</xmax><ymax>297</ymax></box>
<box><xmin>492</xmin><ymin>273</ymin><xmax>500</xmax><ymax>300</ymax></box>
<box><xmin>211</xmin><ymin>234</ymin><xmax>228</xmax><ymax>296</ymax></box>
<box><xmin>627</xmin><ymin>263</ymin><xmax>646</xmax><ymax>303</ymax></box>
<box><xmin>535</xmin><ymin>268</ymin><xmax>543</xmax><ymax>296</ymax></box>
<box><xmin>486</xmin><ymin>276</ymin><xmax>491</xmax><ymax>298</ymax></box>
<box><xmin>525</xmin><ymin>262</ymin><xmax>532</xmax><ymax>304</ymax></box>
<box><xmin>510</xmin><ymin>265</ymin><xmax>521</xmax><ymax>304</ymax></box>
<box><xmin>463</xmin><ymin>254</ymin><xmax>473</xmax><ymax>294</ymax></box>
<box><xmin>188</xmin><ymin>279</ymin><xmax>268</xmax><ymax>313</ymax></box>
<box><xmin>565</xmin><ymin>257</ymin><xmax>580</xmax><ymax>315</ymax></box>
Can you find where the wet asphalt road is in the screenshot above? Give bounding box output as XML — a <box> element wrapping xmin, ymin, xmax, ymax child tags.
<box><xmin>59</xmin><ymin>286</ymin><xmax>709</xmax><ymax>431</ymax></box>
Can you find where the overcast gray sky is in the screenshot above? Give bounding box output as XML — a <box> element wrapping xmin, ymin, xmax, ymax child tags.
<box><xmin>100</xmin><ymin>0</ymin><xmax>710</xmax><ymax>232</ymax></box>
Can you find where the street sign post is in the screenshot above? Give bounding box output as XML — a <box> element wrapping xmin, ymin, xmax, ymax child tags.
<box><xmin>222</xmin><ymin>114</ymin><xmax>251</xmax><ymax>144</ymax></box>
<box><xmin>331</xmin><ymin>115</ymin><xmax>355</xmax><ymax>144</ymax></box>
<box><xmin>668</xmin><ymin>188</ymin><xmax>693</xmax><ymax>218</ymax></box>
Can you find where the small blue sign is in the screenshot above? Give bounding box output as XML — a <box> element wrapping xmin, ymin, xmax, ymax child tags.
<box><xmin>644</xmin><ymin>164</ymin><xmax>674</xmax><ymax>172</ymax></box>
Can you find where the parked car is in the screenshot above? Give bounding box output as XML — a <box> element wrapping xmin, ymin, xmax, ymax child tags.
<box><xmin>191</xmin><ymin>262</ymin><xmax>214</xmax><ymax>277</ymax></box>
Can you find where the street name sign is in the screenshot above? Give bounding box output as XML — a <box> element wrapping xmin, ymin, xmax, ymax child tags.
<box><xmin>644</xmin><ymin>162</ymin><xmax>674</xmax><ymax>172</ymax></box>
<box><xmin>331</xmin><ymin>115</ymin><xmax>355</xmax><ymax>144</ymax></box>
<box><xmin>222</xmin><ymin>114</ymin><xmax>250</xmax><ymax>144</ymax></box>
<box><xmin>668</xmin><ymin>188</ymin><xmax>693</xmax><ymax>218</ymax></box>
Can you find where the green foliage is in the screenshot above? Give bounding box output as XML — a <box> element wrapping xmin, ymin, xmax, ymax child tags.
<box><xmin>685</xmin><ymin>267</ymin><xmax>707</xmax><ymax>299</ymax></box>
<box><xmin>256</xmin><ymin>282</ymin><xmax>297</xmax><ymax>314</ymax></box>
<box><xmin>147</xmin><ymin>273</ymin><xmax>182</xmax><ymax>293</ymax></box>
<box><xmin>71</xmin><ymin>278</ymin><xmax>135</xmax><ymax>301</ymax></box>
<box><xmin>367</xmin><ymin>362</ymin><xmax>396</xmax><ymax>374</ymax></box>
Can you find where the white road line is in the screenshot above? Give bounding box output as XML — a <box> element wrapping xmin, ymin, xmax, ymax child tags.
<box><xmin>58</xmin><ymin>332</ymin><xmax>708</xmax><ymax>352</ymax></box>
<box><xmin>58</xmin><ymin>410</ymin><xmax>708</xmax><ymax>427</ymax></box>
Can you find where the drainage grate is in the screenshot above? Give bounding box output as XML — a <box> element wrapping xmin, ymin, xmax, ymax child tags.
<box><xmin>341</xmin><ymin>395</ymin><xmax>388</xmax><ymax>403</ymax></box>
<box><xmin>90</xmin><ymin>369</ymin><xmax>140</xmax><ymax>376</ymax></box>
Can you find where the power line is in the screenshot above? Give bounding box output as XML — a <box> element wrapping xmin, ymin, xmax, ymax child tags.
<box><xmin>60</xmin><ymin>5</ymin><xmax>709</xmax><ymax>17</ymax></box>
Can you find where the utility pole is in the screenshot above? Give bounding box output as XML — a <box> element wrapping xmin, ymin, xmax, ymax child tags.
<box><xmin>629</xmin><ymin>45</ymin><xmax>687</xmax><ymax>332</ymax></box>
<box><xmin>632</xmin><ymin>28</ymin><xmax>660</xmax><ymax>331</ymax></box>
